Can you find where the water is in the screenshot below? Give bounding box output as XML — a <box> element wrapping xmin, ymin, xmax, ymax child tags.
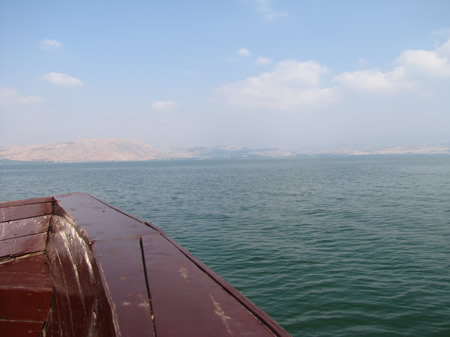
<box><xmin>1</xmin><ymin>156</ymin><xmax>449</xmax><ymax>336</ymax></box>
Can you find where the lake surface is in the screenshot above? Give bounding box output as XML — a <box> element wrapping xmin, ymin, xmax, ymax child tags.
<box><xmin>1</xmin><ymin>156</ymin><xmax>450</xmax><ymax>336</ymax></box>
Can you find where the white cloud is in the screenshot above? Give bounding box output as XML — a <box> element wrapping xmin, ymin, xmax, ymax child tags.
<box><xmin>237</xmin><ymin>48</ymin><xmax>250</xmax><ymax>56</ymax></box>
<box><xmin>334</xmin><ymin>39</ymin><xmax>450</xmax><ymax>92</ymax></box>
<box><xmin>217</xmin><ymin>60</ymin><xmax>336</xmax><ymax>110</ymax></box>
<box><xmin>219</xmin><ymin>36</ymin><xmax>450</xmax><ymax>112</ymax></box>
<box><xmin>256</xmin><ymin>56</ymin><xmax>272</xmax><ymax>65</ymax></box>
<box><xmin>432</xmin><ymin>28</ymin><xmax>450</xmax><ymax>41</ymax></box>
<box><xmin>40</xmin><ymin>39</ymin><xmax>63</xmax><ymax>49</ymax></box>
<box><xmin>0</xmin><ymin>88</ymin><xmax>42</xmax><ymax>105</ymax></box>
<box><xmin>437</xmin><ymin>39</ymin><xmax>450</xmax><ymax>58</ymax></box>
<box><xmin>396</xmin><ymin>48</ymin><xmax>450</xmax><ymax>78</ymax></box>
<box><xmin>152</xmin><ymin>100</ymin><xmax>177</xmax><ymax>110</ymax></box>
<box><xmin>334</xmin><ymin>69</ymin><xmax>395</xmax><ymax>92</ymax></box>
<box><xmin>247</xmin><ymin>0</ymin><xmax>288</xmax><ymax>21</ymax></box>
<box><xmin>334</xmin><ymin>66</ymin><xmax>414</xmax><ymax>93</ymax></box>
<box><xmin>42</xmin><ymin>72</ymin><xmax>82</xmax><ymax>87</ymax></box>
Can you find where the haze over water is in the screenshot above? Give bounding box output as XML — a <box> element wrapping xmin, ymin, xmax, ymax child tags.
<box><xmin>2</xmin><ymin>156</ymin><xmax>449</xmax><ymax>336</ymax></box>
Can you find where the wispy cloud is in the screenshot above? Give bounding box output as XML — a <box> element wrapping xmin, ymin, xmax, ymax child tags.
<box><xmin>217</xmin><ymin>60</ymin><xmax>336</xmax><ymax>109</ymax></box>
<box><xmin>0</xmin><ymin>88</ymin><xmax>42</xmax><ymax>105</ymax></box>
<box><xmin>40</xmin><ymin>39</ymin><xmax>63</xmax><ymax>49</ymax></box>
<box><xmin>237</xmin><ymin>48</ymin><xmax>251</xmax><ymax>56</ymax></box>
<box><xmin>256</xmin><ymin>56</ymin><xmax>273</xmax><ymax>65</ymax></box>
<box><xmin>247</xmin><ymin>0</ymin><xmax>287</xmax><ymax>21</ymax></box>
<box><xmin>432</xmin><ymin>27</ymin><xmax>450</xmax><ymax>43</ymax></box>
<box><xmin>42</xmin><ymin>72</ymin><xmax>82</xmax><ymax>87</ymax></box>
<box><xmin>358</xmin><ymin>57</ymin><xmax>368</xmax><ymax>66</ymax></box>
<box><xmin>152</xmin><ymin>100</ymin><xmax>177</xmax><ymax>110</ymax></box>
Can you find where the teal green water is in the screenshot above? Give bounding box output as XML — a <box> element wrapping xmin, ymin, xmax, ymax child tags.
<box><xmin>1</xmin><ymin>156</ymin><xmax>450</xmax><ymax>336</ymax></box>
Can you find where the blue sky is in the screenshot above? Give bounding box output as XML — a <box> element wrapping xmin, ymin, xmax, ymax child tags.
<box><xmin>1</xmin><ymin>0</ymin><xmax>449</xmax><ymax>151</ymax></box>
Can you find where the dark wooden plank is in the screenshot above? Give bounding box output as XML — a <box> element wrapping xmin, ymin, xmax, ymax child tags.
<box><xmin>149</xmin><ymin>225</ymin><xmax>290</xmax><ymax>337</ymax></box>
<box><xmin>0</xmin><ymin>271</ymin><xmax>52</xmax><ymax>288</ymax></box>
<box><xmin>55</xmin><ymin>193</ymin><xmax>156</xmax><ymax>241</ymax></box>
<box><xmin>93</xmin><ymin>238</ymin><xmax>155</xmax><ymax>337</ymax></box>
<box><xmin>0</xmin><ymin>287</ymin><xmax>52</xmax><ymax>321</ymax></box>
<box><xmin>0</xmin><ymin>287</ymin><xmax>53</xmax><ymax>321</ymax></box>
<box><xmin>0</xmin><ymin>232</ymin><xmax>47</xmax><ymax>258</ymax></box>
<box><xmin>0</xmin><ymin>253</ymin><xmax>53</xmax><ymax>322</ymax></box>
<box><xmin>0</xmin><ymin>253</ymin><xmax>49</xmax><ymax>274</ymax></box>
<box><xmin>55</xmin><ymin>193</ymin><xmax>290</xmax><ymax>336</ymax></box>
<box><xmin>0</xmin><ymin>196</ymin><xmax>53</xmax><ymax>208</ymax></box>
<box><xmin>0</xmin><ymin>320</ymin><xmax>44</xmax><ymax>337</ymax></box>
<box><xmin>141</xmin><ymin>234</ymin><xmax>277</xmax><ymax>337</ymax></box>
<box><xmin>0</xmin><ymin>203</ymin><xmax>53</xmax><ymax>222</ymax></box>
<box><xmin>0</xmin><ymin>272</ymin><xmax>52</xmax><ymax>322</ymax></box>
<box><xmin>0</xmin><ymin>215</ymin><xmax>50</xmax><ymax>241</ymax></box>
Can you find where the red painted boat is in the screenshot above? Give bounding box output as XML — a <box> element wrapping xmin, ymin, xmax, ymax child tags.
<box><xmin>0</xmin><ymin>193</ymin><xmax>291</xmax><ymax>337</ymax></box>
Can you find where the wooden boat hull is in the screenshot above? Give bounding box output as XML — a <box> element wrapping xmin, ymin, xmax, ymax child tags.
<box><xmin>0</xmin><ymin>193</ymin><xmax>290</xmax><ymax>337</ymax></box>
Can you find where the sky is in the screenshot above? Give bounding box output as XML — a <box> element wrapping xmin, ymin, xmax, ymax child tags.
<box><xmin>1</xmin><ymin>0</ymin><xmax>450</xmax><ymax>151</ymax></box>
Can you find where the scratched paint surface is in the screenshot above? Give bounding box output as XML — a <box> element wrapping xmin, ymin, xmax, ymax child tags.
<box><xmin>57</xmin><ymin>193</ymin><xmax>287</xmax><ymax>336</ymax></box>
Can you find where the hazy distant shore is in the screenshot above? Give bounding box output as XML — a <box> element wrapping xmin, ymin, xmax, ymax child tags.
<box><xmin>0</xmin><ymin>139</ymin><xmax>449</xmax><ymax>164</ymax></box>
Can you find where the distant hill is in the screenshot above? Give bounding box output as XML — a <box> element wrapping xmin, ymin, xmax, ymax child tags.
<box><xmin>0</xmin><ymin>139</ymin><xmax>296</xmax><ymax>163</ymax></box>
<box><xmin>0</xmin><ymin>139</ymin><xmax>171</xmax><ymax>163</ymax></box>
<box><xmin>0</xmin><ymin>139</ymin><xmax>448</xmax><ymax>163</ymax></box>
<box><xmin>183</xmin><ymin>146</ymin><xmax>297</xmax><ymax>159</ymax></box>
<box><xmin>330</xmin><ymin>146</ymin><xmax>450</xmax><ymax>156</ymax></box>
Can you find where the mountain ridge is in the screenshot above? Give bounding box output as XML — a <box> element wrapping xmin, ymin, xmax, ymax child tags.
<box><xmin>0</xmin><ymin>139</ymin><xmax>297</xmax><ymax>163</ymax></box>
<box><xmin>0</xmin><ymin>139</ymin><xmax>449</xmax><ymax>163</ymax></box>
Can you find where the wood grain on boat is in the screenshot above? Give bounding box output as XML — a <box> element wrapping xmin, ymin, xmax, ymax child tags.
<box><xmin>0</xmin><ymin>193</ymin><xmax>291</xmax><ymax>337</ymax></box>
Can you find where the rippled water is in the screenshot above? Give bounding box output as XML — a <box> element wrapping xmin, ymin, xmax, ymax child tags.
<box><xmin>1</xmin><ymin>156</ymin><xmax>450</xmax><ymax>336</ymax></box>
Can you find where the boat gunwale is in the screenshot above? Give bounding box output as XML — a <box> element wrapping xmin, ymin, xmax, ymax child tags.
<box><xmin>1</xmin><ymin>193</ymin><xmax>291</xmax><ymax>337</ymax></box>
<box><xmin>74</xmin><ymin>192</ymin><xmax>289</xmax><ymax>337</ymax></box>
<box><xmin>0</xmin><ymin>196</ymin><xmax>55</xmax><ymax>208</ymax></box>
